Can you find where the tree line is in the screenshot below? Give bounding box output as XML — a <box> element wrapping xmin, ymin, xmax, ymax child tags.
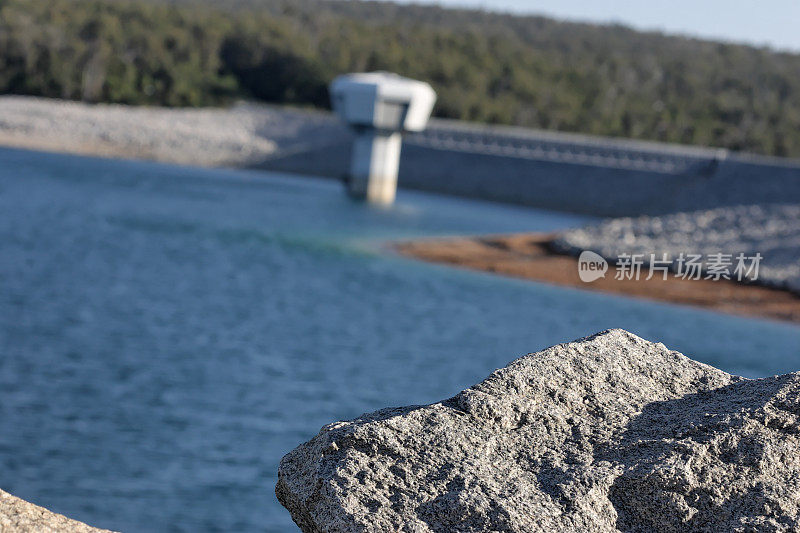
<box><xmin>2</xmin><ymin>0</ymin><xmax>799</xmax><ymax>157</ymax></box>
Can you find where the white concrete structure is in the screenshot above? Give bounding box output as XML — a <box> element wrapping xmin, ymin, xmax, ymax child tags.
<box><xmin>330</xmin><ymin>72</ymin><xmax>436</xmax><ymax>205</ymax></box>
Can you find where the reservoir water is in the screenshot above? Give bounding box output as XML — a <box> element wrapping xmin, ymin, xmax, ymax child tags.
<box><xmin>1</xmin><ymin>147</ymin><xmax>799</xmax><ymax>532</ymax></box>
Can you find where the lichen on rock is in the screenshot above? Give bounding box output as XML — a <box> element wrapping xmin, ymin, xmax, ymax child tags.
<box><xmin>277</xmin><ymin>329</ymin><xmax>800</xmax><ymax>532</ymax></box>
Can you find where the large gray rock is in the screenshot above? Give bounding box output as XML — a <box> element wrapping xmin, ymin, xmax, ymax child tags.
<box><xmin>277</xmin><ymin>329</ymin><xmax>800</xmax><ymax>532</ymax></box>
<box><xmin>0</xmin><ymin>489</ymin><xmax>113</xmax><ymax>532</ymax></box>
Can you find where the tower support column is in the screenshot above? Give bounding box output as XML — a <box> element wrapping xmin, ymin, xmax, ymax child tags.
<box><xmin>348</xmin><ymin>130</ymin><xmax>403</xmax><ymax>205</ymax></box>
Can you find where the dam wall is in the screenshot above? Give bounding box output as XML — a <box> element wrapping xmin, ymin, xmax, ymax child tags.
<box><xmin>1</xmin><ymin>97</ymin><xmax>796</xmax><ymax>217</ymax></box>
<box><xmin>259</xmin><ymin>118</ymin><xmax>800</xmax><ymax>216</ymax></box>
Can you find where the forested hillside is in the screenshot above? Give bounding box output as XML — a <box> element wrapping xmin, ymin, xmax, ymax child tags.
<box><xmin>2</xmin><ymin>0</ymin><xmax>800</xmax><ymax>156</ymax></box>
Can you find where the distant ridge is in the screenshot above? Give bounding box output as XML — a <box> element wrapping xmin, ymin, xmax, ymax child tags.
<box><xmin>3</xmin><ymin>0</ymin><xmax>800</xmax><ymax>156</ymax></box>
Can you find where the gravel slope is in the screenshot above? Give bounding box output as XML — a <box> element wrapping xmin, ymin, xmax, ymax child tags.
<box><xmin>554</xmin><ymin>204</ymin><xmax>800</xmax><ymax>293</ymax></box>
<box><xmin>0</xmin><ymin>96</ymin><xmax>345</xmax><ymax>167</ymax></box>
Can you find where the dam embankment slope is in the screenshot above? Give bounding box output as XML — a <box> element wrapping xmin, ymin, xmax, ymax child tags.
<box><xmin>3</xmin><ymin>96</ymin><xmax>800</xmax><ymax>217</ymax></box>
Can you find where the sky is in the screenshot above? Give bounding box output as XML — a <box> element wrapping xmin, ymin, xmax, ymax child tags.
<box><xmin>392</xmin><ymin>0</ymin><xmax>800</xmax><ymax>52</ymax></box>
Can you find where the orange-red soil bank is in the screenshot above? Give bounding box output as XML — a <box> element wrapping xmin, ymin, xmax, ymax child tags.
<box><xmin>395</xmin><ymin>233</ymin><xmax>800</xmax><ymax>324</ymax></box>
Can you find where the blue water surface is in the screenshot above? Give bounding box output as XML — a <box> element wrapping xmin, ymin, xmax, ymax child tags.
<box><xmin>0</xmin><ymin>147</ymin><xmax>798</xmax><ymax>532</ymax></box>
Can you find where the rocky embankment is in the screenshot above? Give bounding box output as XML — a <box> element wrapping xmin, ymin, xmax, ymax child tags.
<box><xmin>0</xmin><ymin>96</ymin><xmax>345</xmax><ymax>167</ymax></box>
<box><xmin>0</xmin><ymin>489</ymin><xmax>112</xmax><ymax>532</ymax></box>
<box><xmin>4</xmin><ymin>95</ymin><xmax>800</xmax><ymax>217</ymax></box>
<box><xmin>554</xmin><ymin>204</ymin><xmax>800</xmax><ymax>293</ymax></box>
<box><xmin>277</xmin><ymin>329</ymin><xmax>800</xmax><ymax>532</ymax></box>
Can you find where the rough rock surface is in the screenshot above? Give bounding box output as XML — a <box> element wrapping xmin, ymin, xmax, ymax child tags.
<box><xmin>553</xmin><ymin>204</ymin><xmax>800</xmax><ymax>293</ymax></box>
<box><xmin>277</xmin><ymin>329</ymin><xmax>800</xmax><ymax>532</ymax></box>
<box><xmin>0</xmin><ymin>489</ymin><xmax>113</xmax><ymax>532</ymax></box>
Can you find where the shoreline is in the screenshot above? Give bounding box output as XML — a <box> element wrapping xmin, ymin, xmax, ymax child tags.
<box><xmin>6</xmin><ymin>95</ymin><xmax>800</xmax><ymax>219</ymax></box>
<box><xmin>395</xmin><ymin>232</ymin><xmax>800</xmax><ymax>324</ymax></box>
<box><xmin>4</xmin><ymin>95</ymin><xmax>799</xmax><ymax>323</ymax></box>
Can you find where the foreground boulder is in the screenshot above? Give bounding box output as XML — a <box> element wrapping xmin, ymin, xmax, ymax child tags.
<box><xmin>0</xmin><ymin>489</ymin><xmax>113</xmax><ymax>532</ymax></box>
<box><xmin>277</xmin><ymin>329</ymin><xmax>800</xmax><ymax>532</ymax></box>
